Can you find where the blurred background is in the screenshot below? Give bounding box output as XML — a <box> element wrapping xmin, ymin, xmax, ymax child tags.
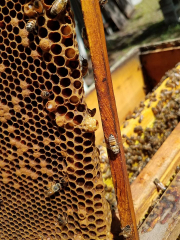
<box><xmin>70</xmin><ymin>0</ymin><xmax>180</xmax><ymax>91</ymax></box>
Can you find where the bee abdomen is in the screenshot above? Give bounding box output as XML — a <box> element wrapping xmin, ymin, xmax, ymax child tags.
<box><xmin>26</xmin><ymin>20</ymin><xmax>36</xmax><ymax>32</ymax></box>
<box><xmin>108</xmin><ymin>134</ymin><xmax>119</xmax><ymax>154</ymax></box>
<box><xmin>50</xmin><ymin>0</ymin><xmax>68</xmax><ymax>16</ymax></box>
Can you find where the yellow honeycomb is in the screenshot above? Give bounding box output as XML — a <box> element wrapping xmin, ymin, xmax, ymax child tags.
<box><xmin>0</xmin><ymin>0</ymin><xmax>112</xmax><ymax>239</ymax></box>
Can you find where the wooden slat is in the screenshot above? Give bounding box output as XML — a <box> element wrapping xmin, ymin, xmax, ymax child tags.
<box><xmin>131</xmin><ymin>123</ymin><xmax>180</xmax><ymax>225</ymax></box>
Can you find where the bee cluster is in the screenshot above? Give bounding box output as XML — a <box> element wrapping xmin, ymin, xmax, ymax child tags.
<box><xmin>0</xmin><ymin>0</ymin><xmax>112</xmax><ymax>239</ymax></box>
<box><xmin>99</xmin><ymin>65</ymin><xmax>180</xmax><ymax>208</ymax></box>
<box><xmin>123</xmin><ymin>67</ymin><xmax>180</xmax><ymax>183</ymax></box>
<box><xmin>99</xmin><ymin>145</ymin><xmax>117</xmax><ymax>211</ymax></box>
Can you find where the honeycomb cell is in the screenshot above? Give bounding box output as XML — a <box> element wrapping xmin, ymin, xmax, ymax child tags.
<box><xmin>49</xmin><ymin>32</ymin><xmax>61</xmax><ymax>43</ymax></box>
<box><xmin>65</xmin><ymin>47</ymin><xmax>76</xmax><ymax>59</ymax></box>
<box><xmin>37</xmin><ymin>16</ymin><xmax>45</xmax><ymax>26</ymax></box>
<box><xmin>51</xmin><ymin>43</ymin><xmax>62</xmax><ymax>54</ymax></box>
<box><xmin>47</xmin><ymin>20</ymin><xmax>60</xmax><ymax>31</ymax></box>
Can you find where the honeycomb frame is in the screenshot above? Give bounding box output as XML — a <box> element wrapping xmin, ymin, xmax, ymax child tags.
<box><xmin>0</xmin><ymin>0</ymin><xmax>112</xmax><ymax>239</ymax></box>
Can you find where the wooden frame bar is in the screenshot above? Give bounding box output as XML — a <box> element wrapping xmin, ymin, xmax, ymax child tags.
<box><xmin>80</xmin><ymin>1</ymin><xmax>139</xmax><ymax>239</ymax></box>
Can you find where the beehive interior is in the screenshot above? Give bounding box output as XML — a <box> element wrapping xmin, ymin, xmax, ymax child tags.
<box><xmin>100</xmin><ymin>66</ymin><xmax>180</xmax><ymax>211</ymax></box>
<box><xmin>0</xmin><ymin>0</ymin><xmax>112</xmax><ymax>239</ymax></box>
<box><xmin>123</xmin><ymin>69</ymin><xmax>180</xmax><ymax>182</ymax></box>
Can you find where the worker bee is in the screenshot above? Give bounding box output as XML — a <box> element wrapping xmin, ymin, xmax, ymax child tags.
<box><xmin>143</xmin><ymin>143</ymin><xmax>152</xmax><ymax>151</ymax></box>
<box><xmin>33</xmin><ymin>0</ymin><xmax>44</xmax><ymax>14</ymax></box>
<box><xmin>123</xmin><ymin>121</ymin><xmax>129</xmax><ymax>128</ymax></box>
<box><xmin>145</xmin><ymin>157</ymin><xmax>150</xmax><ymax>163</ymax></box>
<box><xmin>138</xmin><ymin>115</ymin><xmax>143</xmax><ymax>123</ymax></box>
<box><xmin>50</xmin><ymin>0</ymin><xmax>68</xmax><ymax>16</ymax></box>
<box><xmin>152</xmin><ymin>107</ymin><xmax>159</xmax><ymax>116</ymax></box>
<box><xmin>81</xmin><ymin>58</ymin><xmax>88</xmax><ymax>77</ymax></box>
<box><xmin>99</xmin><ymin>0</ymin><xmax>108</xmax><ymax>6</ymax></box>
<box><xmin>119</xmin><ymin>225</ymin><xmax>132</xmax><ymax>238</ymax></box>
<box><xmin>126</xmin><ymin>158</ymin><xmax>133</xmax><ymax>165</ymax></box>
<box><xmin>131</xmin><ymin>165</ymin><xmax>138</xmax><ymax>172</ymax></box>
<box><xmin>108</xmin><ymin>134</ymin><xmax>119</xmax><ymax>154</ymax></box>
<box><xmin>153</xmin><ymin>178</ymin><xmax>166</xmax><ymax>191</ymax></box>
<box><xmin>81</xmin><ymin>27</ymin><xmax>89</xmax><ymax>49</ymax></box>
<box><xmin>41</xmin><ymin>90</ymin><xmax>52</xmax><ymax>99</ymax></box>
<box><xmin>46</xmin><ymin>182</ymin><xmax>61</xmax><ymax>197</ymax></box>
<box><xmin>103</xmin><ymin>168</ymin><xmax>112</xmax><ymax>180</ymax></box>
<box><xmin>87</xmin><ymin>108</ymin><xmax>96</xmax><ymax>117</ymax></box>
<box><xmin>102</xmin><ymin>162</ymin><xmax>110</xmax><ymax>174</ymax></box>
<box><xmin>147</xmin><ymin>101</ymin><xmax>151</xmax><ymax>108</ymax></box>
<box><xmin>134</xmin><ymin>126</ymin><xmax>143</xmax><ymax>134</ymax></box>
<box><xmin>58</xmin><ymin>212</ymin><xmax>68</xmax><ymax>226</ymax></box>
<box><xmin>139</xmin><ymin>101</ymin><xmax>145</xmax><ymax>108</ymax></box>
<box><xmin>175</xmin><ymin>165</ymin><xmax>180</xmax><ymax>174</ymax></box>
<box><xmin>104</xmin><ymin>184</ymin><xmax>113</xmax><ymax>193</ymax></box>
<box><xmin>45</xmin><ymin>177</ymin><xmax>68</xmax><ymax>197</ymax></box>
<box><xmin>26</xmin><ymin>19</ymin><xmax>36</xmax><ymax>32</ymax></box>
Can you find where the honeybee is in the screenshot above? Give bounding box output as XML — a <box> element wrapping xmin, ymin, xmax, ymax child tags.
<box><xmin>139</xmin><ymin>101</ymin><xmax>145</xmax><ymax>108</ymax></box>
<box><xmin>126</xmin><ymin>158</ymin><xmax>133</xmax><ymax>165</ymax></box>
<box><xmin>145</xmin><ymin>157</ymin><xmax>150</xmax><ymax>163</ymax></box>
<box><xmin>46</xmin><ymin>182</ymin><xmax>61</xmax><ymax>197</ymax></box>
<box><xmin>50</xmin><ymin>0</ymin><xmax>68</xmax><ymax>16</ymax></box>
<box><xmin>87</xmin><ymin>108</ymin><xmax>96</xmax><ymax>117</ymax></box>
<box><xmin>153</xmin><ymin>178</ymin><xmax>166</xmax><ymax>191</ymax></box>
<box><xmin>138</xmin><ymin>115</ymin><xmax>143</xmax><ymax>123</ymax></box>
<box><xmin>123</xmin><ymin>121</ymin><xmax>129</xmax><ymax>128</ymax></box>
<box><xmin>119</xmin><ymin>225</ymin><xmax>132</xmax><ymax>238</ymax></box>
<box><xmin>81</xmin><ymin>58</ymin><xmax>88</xmax><ymax>77</ymax></box>
<box><xmin>134</xmin><ymin>126</ymin><xmax>143</xmax><ymax>134</ymax></box>
<box><xmin>175</xmin><ymin>165</ymin><xmax>180</xmax><ymax>173</ymax></box>
<box><xmin>99</xmin><ymin>0</ymin><xmax>108</xmax><ymax>6</ymax></box>
<box><xmin>143</xmin><ymin>143</ymin><xmax>152</xmax><ymax>151</ymax></box>
<box><xmin>103</xmin><ymin>168</ymin><xmax>112</xmax><ymax>180</ymax></box>
<box><xmin>81</xmin><ymin>27</ymin><xmax>89</xmax><ymax>49</ymax></box>
<box><xmin>58</xmin><ymin>212</ymin><xmax>68</xmax><ymax>226</ymax></box>
<box><xmin>41</xmin><ymin>90</ymin><xmax>52</xmax><ymax>99</ymax></box>
<box><xmin>108</xmin><ymin>134</ymin><xmax>119</xmax><ymax>154</ymax></box>
<box><xmin>33</xmin><ymin>0</ymin><xmax>44</xmax><ymax>14</ymax></box>
<box><xmin>45</xmin><ymin>177</ymin><xmax>68</xmax><ymax>197</ymax></box>
<box><xmin>26</xmin><ymin>19</ymin><xmax>36</xmax><ymax>32</ymax></box>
